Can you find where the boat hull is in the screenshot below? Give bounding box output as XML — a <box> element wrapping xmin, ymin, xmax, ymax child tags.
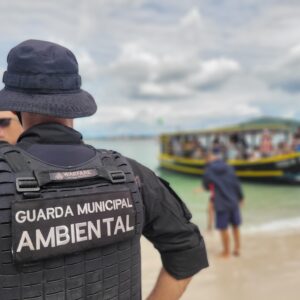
<box><xmin>159</xmin><ymin>153</ymin><xmax>300</xmax><ymax>184</ymax></box>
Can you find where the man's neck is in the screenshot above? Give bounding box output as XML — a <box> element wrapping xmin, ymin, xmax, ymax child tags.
<box><xmin>21</xmin><ymin>112</ymin><xmax>73</xmax><ymax>131</ymax></box>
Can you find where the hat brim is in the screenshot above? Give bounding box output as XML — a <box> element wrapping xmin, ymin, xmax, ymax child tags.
<box><xmin>0</xmin><ymin>88</ymin><xmax>97</xmax><ymax>118</ymax></box>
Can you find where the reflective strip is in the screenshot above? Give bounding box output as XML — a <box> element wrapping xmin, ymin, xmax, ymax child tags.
<box><xmin>159</xmin><ymin>154</ymin><xmax>205</xmax><ymax>166</ymax></box>
<box><xmin>236</xmin><ymin>170</ymin><xmax>283</xmax><ymax>177</ymax></box>
<box><xmin>160</xmin><ymin>161</ymin><xmax>284</xmax><ymax>177</ymax></box>
<box><xmin>160</xmin><ymin>162</ymin><xmax>204</xmax><ymax>175</ymax></box>
<box><xmin>159</xmin><ymin>152</ymin><xmax>300</xmax><ymax>166</ymax></box>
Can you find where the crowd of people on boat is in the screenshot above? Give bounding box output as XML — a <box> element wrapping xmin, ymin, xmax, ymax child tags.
<box><xmin>167</xmin><ymin>128</ymin><xmax>300</xmax><ymax>161</ymax></box>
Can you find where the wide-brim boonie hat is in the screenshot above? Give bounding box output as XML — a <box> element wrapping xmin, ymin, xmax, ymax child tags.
<box><xmin>0</xmin><ymin>39</ymin><xmax>97</xmax><ymax>118</ymax></box>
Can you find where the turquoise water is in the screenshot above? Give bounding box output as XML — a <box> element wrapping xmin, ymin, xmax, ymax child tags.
<box><xmin>87</xmin><ymin>138</ymin><xmax>300</xmax><ymax>231</ymax></box>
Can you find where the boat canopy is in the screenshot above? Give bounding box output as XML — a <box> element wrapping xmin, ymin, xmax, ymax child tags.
<box><xmin>160</xmin><ymin>117</ymin><xmax>300</xmax><ymax>137</ymax></box>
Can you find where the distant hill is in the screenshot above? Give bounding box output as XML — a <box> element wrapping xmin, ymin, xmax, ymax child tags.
<box><xmin>239</xmin><ymin>116</ymin><xmax>300</xmax><ymax>129</ymax></box>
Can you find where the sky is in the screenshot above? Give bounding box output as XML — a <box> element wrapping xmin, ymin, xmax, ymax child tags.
<box><xmin>0</xmin><ymin>0</ymin><xmax>300</xmax><ymax>137</ymax></box>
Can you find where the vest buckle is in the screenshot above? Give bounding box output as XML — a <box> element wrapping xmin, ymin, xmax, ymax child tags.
<box><xmin>108</xmin><ymin>171</ymin><xmax>126</xmax><ymax>183</ymax></box>
<box><xmin>16</xmin><ymin>177</ymin><xmax>40</xmax><ymax>192</ymax></box>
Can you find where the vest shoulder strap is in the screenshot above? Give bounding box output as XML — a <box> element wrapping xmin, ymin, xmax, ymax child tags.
<box><xmin>0</xmin><ymin>144</ymin><xmax>39</xmax><ymax>194</ymax></box>
<box><xmin>97</xmin><ymin>149</ymin><xmax>144</xmax><ymax>233</ymax></box>
<box><xmin>97</xmin><ymin>149</ymin><xmax>135</xmax><ymax>182</ymax></box>
<box><xmin>0</xmin><ymin>144</ymin><xmax>31</xmax><ymax>174</ymax></box>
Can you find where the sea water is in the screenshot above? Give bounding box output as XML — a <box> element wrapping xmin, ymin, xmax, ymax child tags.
<box><xmin>87</xmin><ymin>138</ymin><xmax>300</xmax><ymax>233</ymax></box>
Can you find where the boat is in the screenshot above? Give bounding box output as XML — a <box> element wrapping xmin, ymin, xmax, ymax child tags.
<box><xmin>159</xmin><ymin>117</ymin><xmax>300</xmax><ymax>184</ymax></box>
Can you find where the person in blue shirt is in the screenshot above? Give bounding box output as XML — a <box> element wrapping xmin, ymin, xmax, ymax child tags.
<box><xmin>203</xmin><ymin>150</ymin><xmax>244</xmax><ymax>258</ymax></box>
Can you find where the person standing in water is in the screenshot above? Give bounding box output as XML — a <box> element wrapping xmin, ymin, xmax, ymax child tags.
<box><xmin>203</xmin><ymin>150</ymin><xmax>244</xmax><ymax>257</ymax></box>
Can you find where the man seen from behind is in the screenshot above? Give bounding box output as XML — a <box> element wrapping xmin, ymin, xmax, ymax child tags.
<box><xmin>0</xmin><ymin>40</ymin><xmax>208</xmax><ymax>300</ymax></box>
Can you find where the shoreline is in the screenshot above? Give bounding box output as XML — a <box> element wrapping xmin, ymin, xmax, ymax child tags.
<box><xmin>141</xmin><ymin>228</ymin><xmax>300</xmax><ymax>300</ymax></box>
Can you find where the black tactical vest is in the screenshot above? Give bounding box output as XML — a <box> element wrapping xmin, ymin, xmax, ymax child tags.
<box><xmin>0</xmin><ymin>143</ymin><xmax>143</xmax><ymax>300</ymax></box>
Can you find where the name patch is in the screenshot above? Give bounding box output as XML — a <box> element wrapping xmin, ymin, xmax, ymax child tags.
<box><xmin>49</xmin><ymin>169</ymin><xmax>98</xmax><ymax>181</ymax></box>
<box><xmin>12</xmin><ymin>189</ymin><xmax>136</xmax><ymax>263</ymax></box>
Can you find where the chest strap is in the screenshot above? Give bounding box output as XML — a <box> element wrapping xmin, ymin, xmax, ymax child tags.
<box><xmin>0</xmin><ymin>145</ymin><xmax>126</xmax><ymax>194</ymax></box>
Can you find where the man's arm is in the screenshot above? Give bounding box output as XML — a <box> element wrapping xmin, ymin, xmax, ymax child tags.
<box><xmin>127</xmin><ymin>158</ymin><xmax>208</xmax><ymax>297</ymax></box>
<box><xmin>231</xmin><ymin>167</ymin><xmax>244</xmax><ymax>203</ymax></box>
<box><xmin>236</xmin><ymin>178</ymin><xmax>244</xmax><ymax>203</ymax></box>
<box><xmin>147</xmin><ymin>268</ymin><xmax>192</xmax><ymax>300</ymax></box>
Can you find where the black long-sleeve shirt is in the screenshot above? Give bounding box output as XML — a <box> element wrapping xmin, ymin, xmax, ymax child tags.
<box><xmin>17</xmin><ymin>123</ymin><xmax>209</xmax><ymax>279</ymax></box>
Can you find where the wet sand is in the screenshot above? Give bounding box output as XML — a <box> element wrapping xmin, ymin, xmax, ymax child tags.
<box><xmin>141</xmin><ymin>229</ymin><xmax>300</xmax><ymax>300</ymax></box>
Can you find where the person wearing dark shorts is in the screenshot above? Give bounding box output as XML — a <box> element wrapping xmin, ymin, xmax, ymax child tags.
<box><xmin>216</xmin><ymin>207</ymin><xmax>241</xmax><ymax>230</ymax></box>
<box><xmin>203</xmin><ymin>150</ymin><xmax>244</xmax><ymax>258</ymax></box>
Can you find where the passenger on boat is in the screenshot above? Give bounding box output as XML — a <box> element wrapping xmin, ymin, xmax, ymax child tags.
<box><xmin>192</xmin><ymin>141</ymin><xmax>205</xmax><ymax>159</ymax></box>
<box><xmin>227</xmin><ymin>142</ymin><xmax>240</xmax><ymax>160</ymax></box>
<box><xmin>171</xmin><ymin>136</ymin><xmax>183</xmax><ymax>156</ymax></box>
<box><xmin>212</xmin><ymin>136</ymin><xmax>222</xmax><ymax>152</ymax></box>
<box><xmin>292</xmin><ymin>128</ymin><xmax>300</xmax><ymax>152</ymax></box>
<box><xmin>182</xmin><ymin>136</ymin><xmax>201</xmax><ymax>158</ymax></box>
<box><xmin>260</xmin><ymin>129</ymin><xmax>273</xmax><ymax>157</ymax></box>
<box><xmin>212</xmin><ymin>136</ymin><xmax>227</xmax><ymax>160</ymax></box>
<box><xmin>249</xmin><ymin>146</ymin><xmax>261</xmax><ymax>160</ymax></box>
<box><xmin>229</xmin><ymin>133</ymin><xmax>248</xmax><ymax>159</ymax></box>
<box><xmin>276</xmin><ymin>141</ymin><xmax>293</xmax><ymax>155</ymax></box>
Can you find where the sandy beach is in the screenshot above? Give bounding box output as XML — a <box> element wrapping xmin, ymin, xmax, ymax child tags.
<box><xmin>141</xmin><ymin>229</ymin><xmax>300</xmax><ymax>300</ymax></box>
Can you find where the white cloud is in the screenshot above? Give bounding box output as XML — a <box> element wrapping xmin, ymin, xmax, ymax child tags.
<box><xmin>76</xmin><ymin>50</ymin><xmax>100</xmax><ymax>80</ymax></box>
<box><xmin>180</xmin><ymin>7</ymin><xmax>204</xmax><ymax>28</ymax></box>
<box><xmin>0</xmin><ymin>0</ymin><xmax>299</xmax><ymax>135</ymax></box>
<box><xmin>139</xmin><ymin>82</ymin><xmax>192</xmax><ymax>98</ymax></box>
<box><xmin>107</xmin><ymin>41</ymin><xmax>240</xmax><ymax>100</ymax></box>
<box><xmin>260</xmin><ymin>43</ymin><xmax>300</xmax><ymax>93</ymax></box>
<box><xmin>187</xmin><ymin>58</ymin><xmax>240</xmax><ymax>89</ymax></box>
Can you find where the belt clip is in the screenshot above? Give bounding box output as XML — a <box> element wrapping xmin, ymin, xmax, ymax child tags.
<box><xmin>16</xmin><ymin>177</ymin><xmax>40</xmax><ymax>193</ymax></box>
<box><xmin>108</xmin><ymin>171</ymin><xmax>126</xmax><ymax>184</ymax></box>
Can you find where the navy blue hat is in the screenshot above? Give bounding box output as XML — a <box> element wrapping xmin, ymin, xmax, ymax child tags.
<box><xmin>0</xmin><ymin>39</ymin><xmax>97</xmax><ymax>118</ymax></box>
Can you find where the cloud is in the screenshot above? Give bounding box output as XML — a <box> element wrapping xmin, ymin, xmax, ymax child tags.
<box><xmin>261</xmin><ymin>43</ymin><xmax>300</xmax><ymax>93</ymax></box>
<box><xmin>107</xmin><ymin>41</ymin><xmax>240</xmax><ymax>100</ymax></box>
<box><xmin>187</xmin><ymin>58</ymin><xmax>240</xmax><ymax>90</ymax></box>
<box><xmin>180</xmin><ymin>7</ymin><xmax>203</xmax><ymax>27</ymax></box>
<box><xmin>76</xmin><ymin>50</ymin><xmax>101</xmax><ymax>80</ymax></box>
<box><xmin>0</xmin><ymin>0</ymin><xmax>300</xmax><ymax>135</ymax></box>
